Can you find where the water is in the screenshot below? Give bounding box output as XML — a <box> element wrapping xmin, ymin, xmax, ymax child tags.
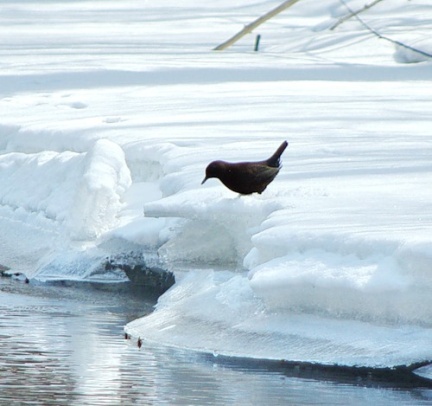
<box><xmin>1</xmin><ymin>277</ymin><xmax>431</xmax><ymax>406</ymax></box>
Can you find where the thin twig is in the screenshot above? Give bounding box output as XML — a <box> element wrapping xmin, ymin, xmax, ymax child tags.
<box><xmin>339</xmin><ymin>0</ymin><xmax>432</xmax><ymax>60</ymax></box>
<box><xmin>330</xmin><ymin>0</ymin><xmax>384</xmax><ymax>31</ymax></box>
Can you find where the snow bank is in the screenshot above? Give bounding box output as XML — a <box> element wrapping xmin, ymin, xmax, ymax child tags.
<box><xmin>2</xmin><ymin>0</ymin><xmax>432</xmax><ymax>367</ymax></box>
<box><xmin>245</xmin><ymin>206</ymin><xmax>432</xmax><ymax>325</ymax></box>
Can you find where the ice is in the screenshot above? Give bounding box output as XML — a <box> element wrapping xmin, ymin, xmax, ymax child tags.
<box><xmin>126</xmin><ymin>270</ymin><xmax>432</xmax><ymax>367</ymax></box>
<box><xmin>1</xmin><ymin>0</ymin><xmax>432</xmax><ymax>367</ymax></box>
<box><xmin>35</xmin><ymin>248</ymin><xmax>128</xmax><ymax>283</ymax></box>
<box><xmin>415</xmin><ymin>364</ymin><xmax>432</xmax><ymax>381</ymax></box>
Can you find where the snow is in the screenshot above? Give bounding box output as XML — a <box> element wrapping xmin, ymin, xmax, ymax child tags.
<box><xmin>1</xmin><ymin>0</ymin><xmax>432</xmax><ymax>368</ymax></box>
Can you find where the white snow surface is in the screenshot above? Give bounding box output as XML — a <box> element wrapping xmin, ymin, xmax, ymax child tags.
<box><xmin>1</xmin><ymin>0</ymin><xmax>432</xmax><ymax>367</ymax></box>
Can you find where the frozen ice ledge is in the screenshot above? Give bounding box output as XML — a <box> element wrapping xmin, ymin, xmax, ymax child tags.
<box><xmin>0</xmin><ymin>135</ymin><xmax>431</xmax><ymax>369</ymax></box>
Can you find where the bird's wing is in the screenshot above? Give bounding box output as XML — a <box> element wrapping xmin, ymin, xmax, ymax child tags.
<box><xmin>248</xmin><ymin>164</ymin><xmax>279</xmax><ymax>182</ymax></box>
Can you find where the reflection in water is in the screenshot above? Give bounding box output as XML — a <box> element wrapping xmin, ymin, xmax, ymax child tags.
<box><xmin>0</xmin><ymin>278</ymin><xmax>431</xmax><ymax>405</ymax></box>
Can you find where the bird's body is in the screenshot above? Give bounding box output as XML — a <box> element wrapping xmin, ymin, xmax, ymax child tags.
<box><xmin>202</xmin><ymin>140</ymin><xmax>288</xmax><ymax>195</ymax></box>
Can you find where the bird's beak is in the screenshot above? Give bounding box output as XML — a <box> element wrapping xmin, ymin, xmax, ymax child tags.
<box><xmin>201</xmin><ymin>176</ymin><xmax>208</xmax><ymax>185</ymax></box>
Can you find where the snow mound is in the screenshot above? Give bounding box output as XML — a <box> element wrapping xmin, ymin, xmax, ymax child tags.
<box><xmin>248</xmin><ymin>250</ymin><xmax>431</xmax><ymax>325</ymax></box>
<box><xmin>67</xmin><ymin>139</ymin><xmax>132</xmax><ymax>239</ymax></box>
<box><xmin>0</xmin><ymin>139</ymin><xmax>131</xmax><ymax>240</ymax></box>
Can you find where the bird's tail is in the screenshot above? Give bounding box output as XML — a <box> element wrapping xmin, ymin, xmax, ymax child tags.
<box><xmin>266</xmin><ymin>140</ymin><xmax>288</xmax><ymax>167</ymax></box>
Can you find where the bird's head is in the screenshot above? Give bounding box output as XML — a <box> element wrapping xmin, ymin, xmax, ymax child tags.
<box><xmin>201</xmin><ymin>160</ymin><xmax>225</xmax><ymax>184</ymax></box>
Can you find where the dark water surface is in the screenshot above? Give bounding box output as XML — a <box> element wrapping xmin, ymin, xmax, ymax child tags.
<box><xmin>1</xmin><ymin>277</ymin><xmax>431</xmax><ymax>406</ymax></box>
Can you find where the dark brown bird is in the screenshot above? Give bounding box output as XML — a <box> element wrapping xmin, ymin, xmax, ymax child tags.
<box><xmin>201</xmin><ymin>140</ymin><xmax>288</xmax><ymax>195</ymax></box>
